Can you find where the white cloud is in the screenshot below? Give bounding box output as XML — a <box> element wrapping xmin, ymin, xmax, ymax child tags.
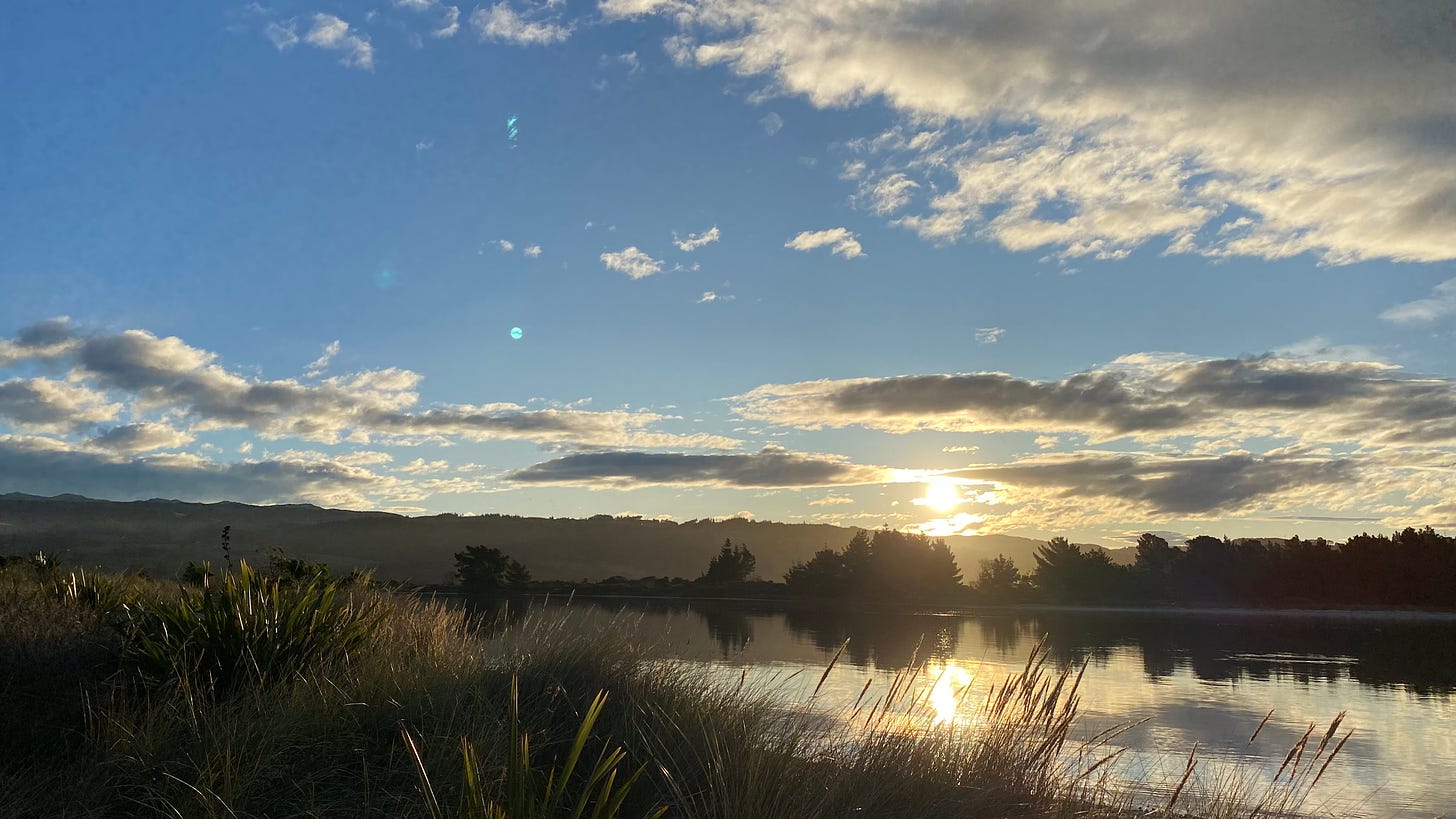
<box><xmin>600</xmin><ymin>246</ymin><xmax>664</xmax><ymax>279</ymax></box>
<box><xmin>304</xmin><ymin>13</ymin><xmax>374</xmax><ymax>70</ymax></box>
<box><xmin>264</xmin><ymin>20</ymin><xmax>299</xmax><ymax>50</ymax></box>
<box><xmin>785</xmin><ymin>227</ymin><xmax>864</xmax><ymax>259</ymax></box>
<box><xmin>1033</xmin><ymin>435</ymin><xmax>1060</xmax><ymax>450</ymax></box>
<box><xmin>809</xmin><ymin>494</ymin><xmax>855</xmax><ymax>506</ymax></box>
<box><xmin>398</xmin><ymin>457</ymin><xmax>451</xmax><ymax>474</ymax></box>
<box><xmin>471</xmin><ymin>3</ymin><xmax>571</xmax><ymax>45</ymax></box>
<box><xmin>698</xmin><ymin>291</ymin><xmax>734</xmax><ymax>303</ymax></box>
<box><xmin>674</xmin><ymin>226</ymin><xmax>721</xmax><ymax>252</ymax></box>
<box><xmin>645</xmin><ymin>0</ymin><xmax>1456</xmax><ymax>264</ymax></box>
<box><xmin>759</xmin><ymin>112</ymin><xmax>783</xmax><ymax>135</ymax></box>
<box><xmin>609</xmin><ymin>51</ymin><xmax>641</xmax><ymax>74</ymax></box>
<box><xmin>433</xmin><ymin>5</ymin><xmax>461</xmax><ymax>37</ymax></box>
<box><xmin>522</xmin><ymin>244</ymin><xmax>542</xmax><ymax>258</ymax></box>
<box><xmin>304</xmin><ymin>340</ymin><xmax>341</xmax><ymax>377</ymax></box>
<box><xmin>974</xmin><ymin>327</ymin><xmax>1005</xmax><ymax>344</ymax></box>
<box><xmin>415</xmin><ymin>139</ymin><xmax>434</xmax><ymax>151</ymax></box>
<box><xmin>1381</xmin><ymin>277</ymin><xmax>1456</xmax><ymax>324</ymax></box>
<box><xmin>393</xmin><ymin>0</ymin><xmax>460</xmax><ymax>38</ymax></box>
<box><xmin>495</xmin><ymin>239</ymin><xmax>514</xmax><ymax>252</ymax></box>
<box><xmin>598</xmin><ymin>0</ymin><xmax>683</xmax><ymax>19</ymax></box>
<box><xmin>858</xmin><ymin>172</ymin><xmax>918</xmax><ymax>216</ymax></box>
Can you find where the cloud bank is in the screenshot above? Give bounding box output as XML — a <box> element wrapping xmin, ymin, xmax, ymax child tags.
<box><xmin>505</xmin><ymin>446</ymin><xmax>891</xmax><ymax>489</ymax></box>
<box><xmin>643</xmin><ymin>0</ymin><xmax>1455</xmax><ymax>264</ymax></box>
<box><xmin>0</xmin><ymin>319</ymin><xmax>736</xmax><ymax>451</ymax></box>
<box><xmin>736</xmin><ymin>355</ymin><xmax>1456</xmax><ymax>448</ymax></box>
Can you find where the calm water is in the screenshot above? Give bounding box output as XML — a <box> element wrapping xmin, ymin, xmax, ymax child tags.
<box><xmin>532</xmin><ymin>598</ymin><xmax>1456</xmax><ymax>818</ymax></box>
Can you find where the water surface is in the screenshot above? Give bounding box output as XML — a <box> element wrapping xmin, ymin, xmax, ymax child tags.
<box><xmin>535</xmin><ymin>598</ymin><xmax>1456</xmax><ymax>818</ymax></box>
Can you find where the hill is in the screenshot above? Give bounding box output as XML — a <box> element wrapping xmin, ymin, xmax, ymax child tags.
<box><xmin>0</xmin><ymin>494</ymin><xmax>1092</xmax><ymax>583</ymax></box>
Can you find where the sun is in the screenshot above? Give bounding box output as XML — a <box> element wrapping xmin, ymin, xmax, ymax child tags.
<box><xmin>922</xmin><ymin>480</ymin><xmax>961</xmax><ymax>512</ymax></box>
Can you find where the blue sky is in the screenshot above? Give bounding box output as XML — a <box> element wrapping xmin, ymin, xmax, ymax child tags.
<box><xmin>3</xmin><ymin>0</ymin><xmax>1455</xmax><ymax>546</ymax></box>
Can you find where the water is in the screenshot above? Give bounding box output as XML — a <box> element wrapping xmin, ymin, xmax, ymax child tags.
<box><xmin>534</xmin><ymin>598</ymin><xmax>1456</xmax><ymax>818</ymax></box>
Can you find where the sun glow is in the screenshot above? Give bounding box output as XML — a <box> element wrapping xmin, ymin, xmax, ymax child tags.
<box><xmin>922</xmin><ymin>480</ymin><xmax>961</xmax><ymax>512</ymax></box>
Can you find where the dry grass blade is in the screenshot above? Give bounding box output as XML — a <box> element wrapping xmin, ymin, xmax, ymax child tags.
<box><xmin>813</xmin><ymin>639</ymin><xmax>850</xmax><ymax>698</ymax></box>
<box><xmin>1313</xmin><ymin>711</ymin><xmax>1345</xmax><ymax>760</ymax></box>
<box><xmin>1311</xmin><ymin>729</ymin><xmax>1354</xmax><ymax>790</ymax></box>
<box><xmin>1274</xmin><ymin>724</ymin><xmax>1314</xmax><ymax>781</ymax></box>
<box><xmin>1164</xmin><ymin>742</ymin><xmax>1198</xmax><ymax>817</ymax></box>
<box><xmin>1249</xmin><ymin>709</ymin><xmax>1275</xmax><ymax>744</ymax></box>
<box><xmin>399</xmin><ymin>722</ymin><xmax>443</xmax><ymax>819</ymax></box>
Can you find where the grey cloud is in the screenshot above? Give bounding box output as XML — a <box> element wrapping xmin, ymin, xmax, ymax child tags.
<box><xmin>505</xmin><ymin>447</ymin><xmax>891</xmax><ymax>489</ymax></box>
<box><xmin>735</xmin><ymin>355</ymin><xmax>1456</xmax><ymax>447</ymax></box>
<box><xmin>0</xmin><ymin>318</ymin><xmax>80</xmax><ymax>366</ymax></box>
<box><xmin>0</xmin><ymin>322</ymin><xmax>735</xmax><ymax>450</ymax></box>
<box><xmin>0</xmin><ymin>436</ymin><xmax>396</xmax><ymax>508</ymax></box>
<box><xmin>15</xmin><ymin>318</ymin><xmax>75</xmax><ymax>349</ymax></box>
<box><xmin>368</xmin><ymin>406</ymin><xmax>739</xmax><ymax>449</ymax></box>
<box><xmin>951</xmin><ymin>452</ymin><xmax>1359</xmax><ymax>517</ymax></box>
<box><xmin>88</xmin><ymin>423</ymin><xmax>195</xmax><ymax>454</ymax></box>
<box><xmin>0</xmin><ymin>378</ymin><xmax>118</xmax><ymax>432</ymax></box>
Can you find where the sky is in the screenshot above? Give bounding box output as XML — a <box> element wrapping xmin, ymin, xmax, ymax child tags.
<box><xmin>2</xmin><ymin>0</ymin><xmax>1455</xmax><ymax>547</ymax></box>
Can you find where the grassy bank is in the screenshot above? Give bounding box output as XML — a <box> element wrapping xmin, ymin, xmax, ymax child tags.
<box><xmin>0</xmin><ymin>559</ymin><xmax>1353</xmax><ymax>818</ymax></box>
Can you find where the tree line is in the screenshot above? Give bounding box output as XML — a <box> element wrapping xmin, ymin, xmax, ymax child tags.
<box><xmin>990</xmin><ymin>527</ymin><xmax>1456</xmax><ymax>608</ymax></box>
<box><xmin>452</xmin><ymin>525</ymin><xmax>1456</xmax><ymax>610</ymax></box>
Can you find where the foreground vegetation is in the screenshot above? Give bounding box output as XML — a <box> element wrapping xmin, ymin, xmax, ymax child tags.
<box><xmin>1</xmin><ymin>556</ymin><xmax>1356</xmax><ymax>818</ymax></box>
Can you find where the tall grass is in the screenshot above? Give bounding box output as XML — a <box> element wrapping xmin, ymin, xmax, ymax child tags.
<box><xmin>0</xmin><ymin>562</ymin><xmax>1363</xmax><ymax>818</ymax></box>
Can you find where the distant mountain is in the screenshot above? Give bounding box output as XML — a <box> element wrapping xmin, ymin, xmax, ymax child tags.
<box><xmin>0</xmin><ymin>494</ymin><xmax>1100</xmax><ymax>583</ymax></box>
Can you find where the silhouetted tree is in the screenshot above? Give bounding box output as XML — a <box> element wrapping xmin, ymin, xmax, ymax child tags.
<box><xmin>1032</xmin><ymin>537</ymin><xmax>1084</xmax><ymax>601</ymax></box>
<box><xmin>783</xmin><ymin>548</ymin><xmax>847</xmax><ymax>597</ymax></box>
<box><xmin>869</xmin><ymin>528</ymin><xmax>963</xmax><ymax>599</ymax></box>
<box><xmin>1032</xmin><ymin>537</ymin><xmax>1123</xmax><ymax>603</ymax></box>
<box><xmin>454</xmin><ymin>545</ymin><xmax>531</xmax><ymax>597</ymax></box>
<box><xmin>975</xmin><ymin>554</ymin><xmax>1023</xmax><ymax>602</ymax></box>
<box><xmin>783</xmin><ymin>528</ymin><xmax>963</xmax><ymax>603</ymax></box>
<box><xmin>700</xmin><ymin>538</ymin><xmax>757</xmax><ymax>583</ymax></box>
<box><xmin>1132</xmin><ymin>533</ymin><xmax>1181</xmax><ymax>601</ymax></box>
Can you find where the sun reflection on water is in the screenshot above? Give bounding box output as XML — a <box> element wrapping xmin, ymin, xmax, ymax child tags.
<box><xmin>925</xmin><ymin>661</ymin><xmax>975</xmax><ymax>726</ymax></box>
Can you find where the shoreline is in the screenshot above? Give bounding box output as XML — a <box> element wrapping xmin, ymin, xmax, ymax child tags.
<box><xmin>419</xmin><ymin>585</ymin><xmax>1456</xmax><ymax>621</ymax></box>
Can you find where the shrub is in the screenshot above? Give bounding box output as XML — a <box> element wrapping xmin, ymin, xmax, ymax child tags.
<box><xmin>119</xmin><ymin>560</ymin><xmax>381</xmax><ymax>694</ymax></box>
<box><xmin>53</xmin><ymin>568</ymin><xmax>141</xmax><ymax>618</ymax></box>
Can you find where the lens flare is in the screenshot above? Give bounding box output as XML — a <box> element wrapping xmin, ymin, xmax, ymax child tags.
<box><xmin>510</xmin><ymin>326</ymin><xmax>523</xmax><ymax>340</ymax></box>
